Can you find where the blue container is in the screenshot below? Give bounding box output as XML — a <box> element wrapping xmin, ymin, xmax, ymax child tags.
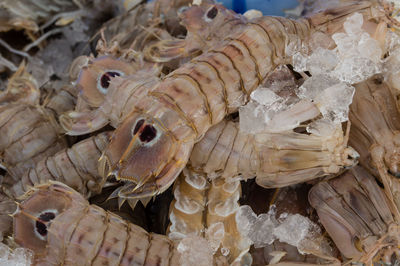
<box><xmin>221</xmin><ymin>0</ymin><xmax>300</xmax><ymax>16</ymax></box>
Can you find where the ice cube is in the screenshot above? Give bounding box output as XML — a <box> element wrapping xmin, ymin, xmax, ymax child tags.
<box><xmin>314</xmin><ymin>82</ymin><xmax>355</xmax><ymax>123</ymax></box>
<box><xmin>343</xmin><ymin>12</ymin><xmax>363</xmax><ymax>35</ymax></box>
<box><xmin>273</xmin><ymin>214</ymin><xmax>314</xmax><ymax>248</ymax></box>
<box><xmin>0</xmin><ymin>242</ymin><xmax>33</xmax><ymax>266</ymax></box>
<box><xmin>307</xmin><ymin>48</ymin><xmax>338</xmax><ymax>75</ymax></box>
<box><xmin>332</xmin><ymin>32</ymin><xmax>358</xmax><ymax>59</ymax></box>
<box><xmin>239</xmin><ymin>101</ymin><xmax>267</xmax><ymax>134</ymax></box>
<box><xmin>292</xmin><ymin>52</ymin><xmax>308</xmax><ymax>72</ymax></box>
<box><xmin>177</xmin><ymin>236</ymin><xmax>214</xmax><ymax>266</ymax></box>
<box><xmin>296</xmin><ymin>74</ymin><xmax>340</xmax><ymax>100</ymax></box>
<box><xmin>358</xmin><ymin>32</ymin><xmax>382</xmax><ymax>63</ymax></box>
<box><xmin>235</xmin><ymin>205</ymin><xmax>278</xmax><ymax>248</ymax></box>
<box><xmin>249</xmin><ymin>212</ymin><xmax>278</xmax><ymax>248</ymax></box>
<box><xmin>333</xmin><ymin>57</ymin><xmax>381</xmax><ymax>84</ymax></box>
<box><xmin>250</xmin><ymin>89</ymin><xmax>282</xmax><ymax>107</ymax></box>
<box><xmin>235</xmin><ymin>205</ymin><xmax>257</xmax><ymax>238</ymax></box>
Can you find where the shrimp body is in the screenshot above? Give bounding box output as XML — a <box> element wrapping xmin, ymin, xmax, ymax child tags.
<box><xmin>0</xmin><ymin>103</ymin><xmax>66</xmax><ymax>178</ymax></box>
<box><xmin>190</xmin><ymin>118</ymin><xmax>358</xmax><ymax>187</ymax></box>
<box><xmin>309</xmin><ymin>166</ymin><xmax>399</xmax><ymax>264</ymax></box>
<box><xmin>13</xmin><ymin>182</ymin><xmax>182</xmax><ymax>265</ymax></box>
<box><xmin>102</xmin><ymin>1</ymin><xmax>378</xmax><ymax>199</ymax></box>
<box><xmin>349</xmin><ymin>75</ymin><xmax>400</xmax><ymax>220</ymax></box>
<box><xmin>3</xmin><ymin>132</ymin><xmax>111</xmax><ymax>199</ymax></box>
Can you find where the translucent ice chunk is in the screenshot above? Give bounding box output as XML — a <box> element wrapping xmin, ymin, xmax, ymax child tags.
<box><xmin>273</xmin><ymin>214</ymin><xmax>315</xmax><ymax>248</ymax></box>
<box><xmin>292</xmin><ymin>52</ymin><xmax>308</xmax><ymax>72</ymax></box>
<box><xmin>343</xmin><ymin>12</ymin><xmax>363</xmax><ymax>35</ymax></box>
<box><xmin>239</xmin><ymin>101</ymin><xmax>267</xmax><ymax>134</ymax></box>
<box><xmin>296</xmin><ymin>74</ymin><xmax>339</xmax><ymax>100</ymax></box>
<box><xmin>314</xmin><ymin>82</ymin><xmax>355</xmax><ymax>123</ymax></box>
<box><xmin>293</xmin><ymin>12</ymin><xmax>382</xmax><ymax>85</ymax></box>
<box><xmin>333</xmin><ymin>57</ymin><xmax>381</xmax><ymax>84</ymax></box>
<box><xmin>235</xmin><ymin>205</ymin><xmax>257</xmax><ymax>238</ymax></box>
<box><xmin>307</xmin><ymin>48</ymin><xmax>338</xmax><ymax>75</ymax></box>
<box><xmin>358</xmin><ymin>32</ymin><xmax>382</xmax><ymax>63</ymax></box>
<box><xmin>235</xmin><ymin>205</ymin><xmax>278</xmax><ymax>248</ymax></box>
<box><xmin>0</xmin><ymin>242</ymin><xmax>33</xmax><ymax>266</ymax></box>
<box><xmin>178</xmin><ymin>236</ymin><xmax>214</xmax><ymax>266</ymax></box>
<box><xmin>297</xmin><ymin>74</ymin><xmax>355</xmax><ymax>123</ymax></box>
<box><xmin>332</xmin><ymin>32</ymin><xmax>358</xmax><ymax>59</ymax></box>
<box><xmin>249</xmin><ymin>212</ymin><xmax>278</xmax><ymax>248</ymax></box>
<box><xmin>250</xmin><ymin>89</ymin><xmax>283</xmax><ymax>106</ymax></box>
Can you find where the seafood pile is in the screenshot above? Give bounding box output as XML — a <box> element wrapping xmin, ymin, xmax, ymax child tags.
<box><xmin>2</xmin><ymin>0</ymin><xmax>400</xmax><ymax>265</ymax></box>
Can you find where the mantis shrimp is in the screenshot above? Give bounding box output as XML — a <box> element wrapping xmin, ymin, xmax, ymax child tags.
<box><xmin>309</xmin><ymin>165</ymin><xmax>400</xmax><ymax>264</ymax></box>
<box><xmin>189</xmin><ymin>117</ymin><xmax>358</xmax><ymax>188</ymax></box>
<box><xmin>13</xmin><ymin>182</ymin><xmax>183</xmax><ymax>265</ymax></box>
<box><xmin>0</xmin><ymin>64</ymin><xmax>67</xmax><ymax>178</ymax></box>
<box><xmin>2</xmin><ymin>131</ymin><xmax>112</xmax><ymax>200</ymax></box>
<box><xmin>349</xmin><ymin>74</ymin><xmax>400</xmax><ymax>221</ymax></box>
<box><xmin>61</xmin><ymin>1</ymin><xmax>379</xmax><ymax>201</ymax></box>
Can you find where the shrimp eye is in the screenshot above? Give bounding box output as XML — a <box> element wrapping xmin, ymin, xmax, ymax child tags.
<box><xmin>139</xmin><ymin>125</ymin><xmax>157</xmax><ymax>143</ymax></box>
<box><xmin>132</xmin><ymin>119</ymin><xmax>159</xmax><ymax>144</ymax></box>
<box><xmin>98</xmin><ymin>70</ymin><xmax>123</xmax><ymax>94</ymax></box>
<box><xmin>35</xmin><ymin>211</ymin><xmax>56</xmax><ymax>238</ymax></box>
<box><xmin>206</xmin><ymin>6</ymin><xmax>218</xmax><ymax>19</ymax></box>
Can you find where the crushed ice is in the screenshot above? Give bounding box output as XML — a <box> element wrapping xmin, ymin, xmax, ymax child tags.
<box><xmin>239</xmin><ymin>12</ymin><xmax>386</xmax><ymax>133</ymax></box>
<box><xmin>235</xmin><ymin>204</ymin><xmax>321</xmax><ymax>253</ymax></box>
<box><xmin>0</xmin><ymin>242</ymin><xmax>33</xmax><ymax>266</ymax></box>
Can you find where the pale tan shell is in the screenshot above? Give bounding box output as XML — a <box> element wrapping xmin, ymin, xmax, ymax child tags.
<box><xmin>189</xmin><ymin>117</ymin><xmax>358</xmax><ymax>188</ymax></box>
<box><xmin>0</xmin><ymin>103</ymin><xmax>66</xmax><ymax>178</ymax></box>
<box><xmin>13</xmin><ymin>182</ymin><xmax>182</xmax><ymax>265</ymax></box>
<box><xmin>309</xmin><ymin>166</ymin><xmax>399</xmax><ymax>264</ymax></box>
<box><xmin>349</xmin><ymin>75</ymin><xmax>400</xmax><ymax>220</ymax></box>
<box><xmin>3</xmin><ymin>131</ymin><xmax>111</xmax><ymax>199</ymax></box>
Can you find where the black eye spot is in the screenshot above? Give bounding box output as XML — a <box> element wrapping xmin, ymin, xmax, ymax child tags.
<box><xmin>35</xmin><ymin>212</ymin><xmax>56</xmax><ymax>237</ymax></box>
<box><xmin>100</xmin><ymin>71</ymin><xmax>121</xmax><ymax>89</ymax></box>
<box><xmin>36</xmin><ymin>221</ymin><xmax>47</xmax><ymax>237</ymax></box>
<box><xmin>133</xmin><ymin>119</ymin><xmax>145</xmax><ymax>135</ymax></box>
<box><xmin>139</xmin><ymin>125</ymin><xmax>157</xmax><ymax>143</ymax></box>
<box><xmin>206</xmin><ymin>6</ymin><xmax>218</xmax><ymax>19</ymax></box>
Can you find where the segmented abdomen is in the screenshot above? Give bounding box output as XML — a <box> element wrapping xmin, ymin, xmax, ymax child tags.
<box><xmin>4</xmin><ymin>131</ymin><xmax>111</xmax><ymax>199</ymax></box>
<box><xmin>190</xmin><ymin>118</ymin><xmax>356</xmax><ymax>187</ymax></box>
<box><xmin>0</xmin><ymin>104</ymin><xmax>66</xmax><ymax>177</ymax></box>
<box><xmin>150</xmin><ymin>17</ymin><xmax>310</xmax><ymax>139</ymax></box>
